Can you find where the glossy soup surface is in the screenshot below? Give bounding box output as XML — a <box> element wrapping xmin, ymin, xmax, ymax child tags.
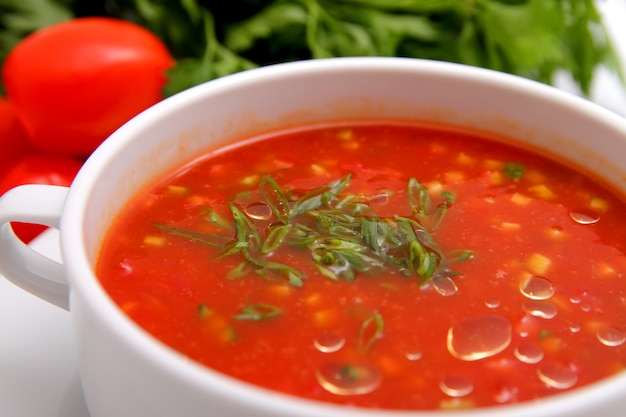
<box><xmin>97</xmin><ymin>121</ymin><xmax>626</xmax><ymax>410</ymax></box>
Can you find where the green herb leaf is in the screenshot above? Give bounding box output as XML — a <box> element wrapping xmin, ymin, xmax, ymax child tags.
<box><xmin>503</xmin><ymin>161</ymin><xmax>526</xmax><ymax>180</ymax></box>
<box><xmin>153</xmin><ymin>223</ymin><xmax>231</xmax><ymax>247</ymax></box>
<box><xmin>156</xmin><ymin>174</ymin><xmax>471</xmax><ymax>288</ymax></box>
<box><xmin>259</xmin><ymin>175</ymin><xmax>292</xmax><ymax>224</ymax></box>
<box><xmin>233</xmin><ymin>303</ymin><xmax>282</xmax><ymax>320</ymax></box>
<box><xmin>357</xmin><ymin>311</ymin><xmax>384</xmax><ymax>354</ymax></box>
<box><xmin>291</xmin><ymin>173</ymin><xmax>351</xmax><ymax>217</ymax></box>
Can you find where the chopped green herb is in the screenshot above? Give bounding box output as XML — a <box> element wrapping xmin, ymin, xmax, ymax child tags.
<box><xmin>503</xmin><ymin>161</ymin><xmax>526</xmax><ymax>180</ymax></box>
<box><xmin>233</xmin><ymin>303</ymin><xmax>283</xmax><ymax>321</ymax></box>
<box><xmin>197</xmin><ymin>303</ymin><xmax>213</xmax><ymax>319</ymax></box>
<box><xmin>1</xmin><ymin>0</ymin><xmax>620</xmax><ymax>97</ymax></box>
<box><xmin>357</xmin><ymin>311</ymin><xmax>384</xmax><ymax>354</ymax></box>
<box><xmin>156</xmin><ymin>174</ymin><xmax>472</xmax><ymax>288</ymax></box>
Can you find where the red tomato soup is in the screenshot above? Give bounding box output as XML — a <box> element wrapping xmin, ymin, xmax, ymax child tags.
<box><xmin>96</xmin><ymin>121</ymin><xmax>626</xmax><ymax>410</ymax></box>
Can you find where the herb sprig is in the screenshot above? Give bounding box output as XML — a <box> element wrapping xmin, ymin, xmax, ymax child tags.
<box><xmin>0</xmin><ymin>0</ymin><xmax>620</xmax><ymax>96</ymax></box>
<box><xmin>155</xmin><ymin>174</ymin><xmax>473</xmax><ymax>288</ymax></box>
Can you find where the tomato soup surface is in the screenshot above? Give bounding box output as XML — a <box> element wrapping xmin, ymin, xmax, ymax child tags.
<box><xmin>97</xmin><ymin>121</ymin><xmax>626</xmax><ymax>410</ymax></box>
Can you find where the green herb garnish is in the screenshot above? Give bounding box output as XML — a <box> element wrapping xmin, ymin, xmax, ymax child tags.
<box><xmin>503</xmin><ymin>161</ymin><xmax>526</xmax><ymax>180</ymax></box>
<box><xmin>357</xmin><ymin>311</ymin><xmax>384</xmax><ymax>354</ymax></box>
<box><xmin>233</xmin><ymin>303</ymin><xmax>283</xmax><ymax>321</ymax></box>
<box><xmin>156</xmin><ymin>173</ymin><xmax>472</xmax><ymax>288</ymax></box>
<box><xmin>2</xmin><ymin>1</ymin><xmax>619</xmax><ymax>97</ymax></box>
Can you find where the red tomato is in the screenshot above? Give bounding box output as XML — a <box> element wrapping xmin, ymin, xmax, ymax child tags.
<box><xmin>0</xmin><ymin>97</ymin><xmax>32</xmax><ymax>176</ymax></box>
<box><xmin>0</xmin><ymin>154</ymin><xmax>83</xmax><ymax>243</ymax></box>
<box><xmin>2</xmin><ymin>17</ymin><xmax>174</xmax><ymax>157</ymax></box>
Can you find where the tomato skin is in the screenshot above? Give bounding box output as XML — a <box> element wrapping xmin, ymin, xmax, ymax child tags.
<box><xmin>0</xmin><ymin>154</ymin><xmax>83</xmax><ymax>243</ymax></box>
<box><xmin>2</xmin><ymin>17</ymin><xmax>174</xmax><ymax>157</ymax></box>
<box><xmin>0</xmin><ymin>97</ymin><xmax>32</xmax><ymax>176</ymax></box>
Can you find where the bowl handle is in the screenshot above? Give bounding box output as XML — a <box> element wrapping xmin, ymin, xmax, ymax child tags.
<box><xmin>0</xmin><ymin>185</ymin><xmax>70</xmax><ymax>310</ymax></box>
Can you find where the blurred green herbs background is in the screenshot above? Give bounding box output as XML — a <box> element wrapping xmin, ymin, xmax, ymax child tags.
<box><xmin>0</xmin><ymin>0</ymin><xmax>622</xmax><ymax>96</ymax></box>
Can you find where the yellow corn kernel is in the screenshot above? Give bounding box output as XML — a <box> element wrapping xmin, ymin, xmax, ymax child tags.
<box><xmin>268</xmin><ymin>284</ymin><xmax>293</xmax><ymax>298</ymax></box>
<box><xmin>526</xmin><ymin>253</ymin><xmax>551</xmax><ymax>275</ymax></box>
<box><xmin>166</xmin><ymin>185</ymin><xmax>188</xmax><ymax>196</ymax></box>
<box><xmin>144</xmin><ymin>235</ymin><xmax>166</xmax><ymax>246</ymax></box>
<box><xmin>529</xmin><ymin>184</ymin><xmax>555</xmax><ymax>200</ymax></box>
<box><xmin>456</xmin><ymin>152</ymin><xmax>474</xmax><ymax>165</ymax></box>
<box><xmin>500</xmin><ymin>222</ymin><xmax>521</xmax><ymax>232</ymax></box>
<box><xmin>510</xmin><ymin>192</ymin><xmax>532</xmax><ymax>206</ymax></box>
<box><xmin>240</xmin><ymin>174</ymin><xmax>260</xmax><ymax>187</ymax></box>
<box><xmin>305</xmin><ymin>292</ymin><xmax>321</xmax><ymax>306</ymax></box>
<box><xmin>485</xmin><ymin>171</ymin><xmax>503</xmax><ymax>185</ymax></box>
<box><xmin>426</xmin><ymin>181</ymin><xmax>443</xmax><ymax>194</ymax></box>
<box><xmin>311</xmin><ymin>163</ymin><xmax>327</xmax><ymax>176</ymax></box>
<box><xmin>589</xmin><ymin>196</ymin><xmax>609</xmax><ymax>212</ymax></box>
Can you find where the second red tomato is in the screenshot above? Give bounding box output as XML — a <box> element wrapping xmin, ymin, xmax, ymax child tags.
<box><xmin>0</xmin><ymin>154</ymin><xmax>83</xmax><ymax>243</ymax></box>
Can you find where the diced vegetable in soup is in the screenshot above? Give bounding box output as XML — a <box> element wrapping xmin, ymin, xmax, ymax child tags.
<box><xmin>96</xmin><ymin>121</ymin><xmax>626</xmax><ymax>410</ymax></box>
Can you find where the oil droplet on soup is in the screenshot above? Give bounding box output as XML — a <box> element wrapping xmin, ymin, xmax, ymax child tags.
<box><xmin>314</xmin><ymin>332</ymin><xmax>346</xmax><ymax>353</ymax></box>
<box><xmin>447</xmin><ymin>315</ymin><xmax>512</xmax><ymax>361</ymax></box>
<box><xmin>519</xmin><ymin>276</ymin><xmax>555</xmax><ymax>300</ymax></box>
<box><xmin>316</xmin><ymin>363</ymin><xmax>382</xmax><ymax>395</ymax></box>
<box><xmin>96</xmin><ymin>121</ymin><xmax>626</xmax><ymax>411</ymax></box>
<box><xmin>537</xmin><ymin>362</ymin><xmax>578</xmax><ymax>390</ymax></box>
<box><xmin>439</xmin><ymin>374</ymin><xmax>474</xmax><ymax>397</ymax></box>
<box><xmin>514</xmin><ymin>342</ymin><xmax>544</xmax><ymax>364</ymax></box>
<box><xmin>597</xmin><ymin>326</ymin><xmax>626</xmax><ymax>347</ymax></box>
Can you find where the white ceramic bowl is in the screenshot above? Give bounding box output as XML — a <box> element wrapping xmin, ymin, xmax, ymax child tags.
<box><xmin>2</xmin><ymin>57</ymin><xmax>626</xmax><ymax>417</ymax></box>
